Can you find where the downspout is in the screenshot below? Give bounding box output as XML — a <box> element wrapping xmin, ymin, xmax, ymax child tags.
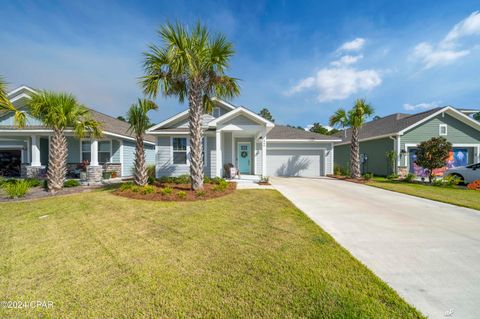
<box><xmin>389</xmin><ymin>136</ymin><xmax>397</xmax><ymax>174</ymax></box>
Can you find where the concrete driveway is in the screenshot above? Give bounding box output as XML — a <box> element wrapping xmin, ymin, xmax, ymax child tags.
<box><xmin>272</xmin><ymin>177</ymin><xmax>480</xmax><ymax>319</ymax></box>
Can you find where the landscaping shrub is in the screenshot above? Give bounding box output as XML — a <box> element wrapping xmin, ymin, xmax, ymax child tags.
<box><xmin>203</xmin><ymin>176</ymin><xmax>211</xmax><ymax>184</ymax></box>
<box><xmin>403</xmin><ymin>173</ymin><xmax>416</xmax><ymax>183</ymax></box>
<box><xmin>362</xmin><ymin>173</ymin><xmax>373</xmax><ymax>181</ymax></box>
<box><xmin>64</xmin><ymin>179</ymin><xmax>80</xmax><ymax>187</ymax></box>
<box><xmin>141</xmin><ymin>185</ymin><xmax>155</xmax><ymax>195</ymax></box>
<box><xmin>25</xmin><ymin>178</ymin><xmax>42</xmax><ymax>187</ymax></box>
<box><xmin>260</xmin><ymin>176</ymin><xmax>270</xmax><ymax>183</ymax></box>
<box><xmin>147</xmin><ymin>176</ymin><xmax>155</xmax><ymax>185</ymax></box>
<box><xmin>334</xmin><ymin>165</ymin><xmax>348</xmax><ymax>176</ymax></box>
<box><xmin>174</xmin><ymin>174</ymin><xmax>190</xmax><ymax>184</ymax></box>
<box><xmin>442</xmin><ymin>175</ymin><xmax>461</xmax><ymax>187</ymax></box>
<box><xmin>431</xmin><ymin>178</ymin><xmax>443</xmax><ymax>187</ymax></box>
<box><xmin>146</xmin><ymin>165</ymin><xmax>156</xmax><ymax>178</ymax></box>
<box><xmin>3</xmin><ymin>180</ymin><xmax>30</xmax><ymax>198</ymax></box>
<box><xmin>467</xmin><ymin>180</ymin><xmax>480</xmax><ymax>190</ymax></box>
<box><xmin>176</xmin><ymin>191</ymin><xmax>187</xmax><ymax>199</ymax></box>
<box><xmin>195</xmin><ymin>190</ymin><xmax>206</xmax><ymax>197</ymax></box>
<box><xmin>386</xmin><ymin>174</ymin><xmax>399</xmax><ymax>180</ymax></box>
<box><xmin>212</xmin><ymin>179</ymin><xmax>229</xmax><ymax>192</ymax></box>
<box><xmin>210</xmin><ymin>177</ymin><xmax>226</xmax><ymax>185</ymax></box>
<box><xmin>160</xmin><ymin>186</ymin><xmax>173</xmax><ymax>195</ymax></box>
<box><xmin>119</xmin><ymin>182</ymin><xmax>135</xmax><ymax>192</ymax></box>
<box><xmin>157</xmin><ymin>176</ymin><xmax>174</xmax><ymax>184</ymax></box>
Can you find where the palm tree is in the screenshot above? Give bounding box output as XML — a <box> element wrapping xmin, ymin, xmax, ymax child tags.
<box><xmin>29</xmin><ymin>91</ymin><xmax>102</xmax><ymax>193</ymax></box>
<box><xmin>141</xmin><ymin>22</ymin><xmax>240</xmax><ymax>190</ymax></box>
<box><xmin>126</xmin><ymin>98</ymin><xmax>158</xmax><ymax>186</ymax></box>
<box><xmin>0</xmin><ymin>76</ymin><xmax>26</xmax><ymax>127</ymax></box>
<box><xmin>330</xmin><ymin>98</ymin><xmax>374</xmax><ymax>179</ymax></box>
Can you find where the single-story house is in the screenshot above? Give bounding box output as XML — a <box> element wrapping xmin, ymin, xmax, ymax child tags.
<box><xmin>146</xmin><ymin>98</ymin><xmax>340</xmax><ymax>178</ymax></box>
<box><xmin>334</xmin><ymin>106</ymin><xmax>480</xmax><ymax>176</ymax></box>
<box><xmin>0</xmin><ymin>86</ymin><xmax>155</xmax><ymax>181</ymax></box>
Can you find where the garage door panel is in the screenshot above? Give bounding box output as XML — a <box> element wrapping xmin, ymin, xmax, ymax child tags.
<box><xmin>267</xmin><ymin>149</ymin><xmax>323</xmax><ymax>177</ymax></box>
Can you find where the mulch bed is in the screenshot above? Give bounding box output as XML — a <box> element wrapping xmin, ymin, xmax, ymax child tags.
<box><xmin>327</xmin><ymin>174</ymin><xmax>368</xmax><ymax>184</ymax></box>
<box><xmin>0</xmin><ymin>185</ymin><xmax>100</xmax><ymax>202</ymax></box>
<box><xmin>113</xmin><ymin>182</ymin><xmax>237</xmax><ymax>202</ymax></box>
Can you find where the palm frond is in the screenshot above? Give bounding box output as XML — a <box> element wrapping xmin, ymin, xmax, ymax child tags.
<box><xmin>329</xmin><ymin>108</ymin><xmax>348</xmax><ymax>128</ymax></box>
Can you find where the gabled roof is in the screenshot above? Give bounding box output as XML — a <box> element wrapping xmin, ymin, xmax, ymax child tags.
<box><xmin>267</xmin><ymin>125</ymin><xmax>341</xmax><ymax>141</ymax></box>
<box><xmin>335</xmin><ymin>106</ymin><xmax>480</xmax><ymax>144</ymax></box>
<box><xmin>208</xmin><ymin>106</ymin><xmax>275</xmax><ymax>128</ymax></box>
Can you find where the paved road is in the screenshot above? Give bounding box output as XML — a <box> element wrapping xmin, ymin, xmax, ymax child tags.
<box><xmin>272</xmin><ymin>177</ymin><xmax>480</xmax><ymax>319</ymax></box>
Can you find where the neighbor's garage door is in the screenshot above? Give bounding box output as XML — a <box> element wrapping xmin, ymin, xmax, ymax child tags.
<box><xmin>267</xmin><ymin>149</ymin><xmax>324</xmax><ymax>177</ymax></box>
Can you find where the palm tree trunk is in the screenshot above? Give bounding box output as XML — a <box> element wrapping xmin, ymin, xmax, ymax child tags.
<box><xmin>188</xmin><ymin>82</ymin><xmax>204</xmax><ymax>190</ymax></box>
<box><xmin>350</xmin><ymin>127</ymin><xmax>361</xmax><ymax>179</ymax></box>
<box><xmin>134</xmin><ymin>135</ymin><xmax>147</xmax><ymax>186</ymax></box>
<box><xmin>47</xmin><ymin>128</ymin><xmax>67</xmax><ymax>193</ymax></box>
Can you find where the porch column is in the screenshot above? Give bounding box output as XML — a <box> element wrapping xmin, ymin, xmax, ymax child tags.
<box><xmin>262</xmin><ymin>128</ymin><xmax>267</xmax><ymax>176</ymax></box>
<box><xmin>90</xmin><ymin>139</ymin><xmax>99</xmax><ymax>166</ymax></box>
<box><xmin>216</xmin><ymin>130</ymin><xmax>222</xmax><ymax>177</ymax></box>
<box><xmin>31</xmin><ymin>135</ymin><xmax>41</xmax><ymax>166</ymax></box>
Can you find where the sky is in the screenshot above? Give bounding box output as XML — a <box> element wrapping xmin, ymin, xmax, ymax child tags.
<box><xmin>1</xmin><ymin>0</ymin><xmax>480</xmax><ymax>128</ymax></box>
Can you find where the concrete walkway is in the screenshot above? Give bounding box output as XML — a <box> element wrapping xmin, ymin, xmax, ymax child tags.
<box><xmin>271</xmin><ymin>177</ymin><xmax>480</xmax><ymax>319</ymax></box>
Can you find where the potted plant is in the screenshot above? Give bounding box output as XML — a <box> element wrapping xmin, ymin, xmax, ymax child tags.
<box><xmin>102</xmin><ymin>171</ymin><xmax>112</xmax><ymax>180</ymax></box>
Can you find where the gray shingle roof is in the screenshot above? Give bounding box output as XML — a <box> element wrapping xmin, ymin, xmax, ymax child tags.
<box><xmin>267</xmin><ymin>125</ymin><xmax>340</xmax><ymax>140</ymax></box>
<box><xmin>335</xmin><ymin>107</ymin><xmax>442</xmax><ymax>143</ymax></box>
<box><xmin>0</xmin><ymin>108</ymin><xmax>155</xmax><ymax>143</ymax></box>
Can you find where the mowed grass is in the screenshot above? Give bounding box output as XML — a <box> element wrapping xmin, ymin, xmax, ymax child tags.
<box><xmin>367</xmin><ymin>177</ymin><xmax>480</xmax><ymax>211</ymax></box>
<box><xmin>0</xmin><ymin>189</ymin><xmax>423</xmax><ymax>318</ymax></box>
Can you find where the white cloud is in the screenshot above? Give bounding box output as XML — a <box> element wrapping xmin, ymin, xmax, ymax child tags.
<box><xmin>338</xmin><ymin>38</ymin><xmax>365</xmax><ymax>51</ymax></box>
<box><xmin>411</xmin><ymin>11</ymin><xmax>480</xmax><ymax>69</ymax></box>
<box><xmin>403</xmin><ymin>101</ymin><xmax>441</xmax><ymax>111</ymax></box>
<box><xmin>441</xmin><ymin>11</ymin><xmax>480</xmax><ymax>48</ymax></box>
<box><xmin>288</xmin><ymin>67</ymin><xmax>381</xmax><ymax>102</ymax></box>
<box><xmin>330</xmin><ymin>54</ymin><xmax>363</xmax><ymax>67</ymax></box>
<box><xmin>287</xmin><ymin>38</ymin><xmax>381</xmax><ymax>102</ymax></box>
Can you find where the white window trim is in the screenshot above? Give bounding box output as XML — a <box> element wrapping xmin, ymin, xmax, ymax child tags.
<box><xmin>171</xmin><ymin>136</ymin><xmax>189</xmax><ymax>166</ymax></box>
<box><xmin>439</xmin><ymin>124</ymin><xmax>448</xmax><ymax>136</ymax></box>
<box><xmin>80</xmin><ymin>139</ymin><xmax>112</xmax><ymax>163</ymax></box>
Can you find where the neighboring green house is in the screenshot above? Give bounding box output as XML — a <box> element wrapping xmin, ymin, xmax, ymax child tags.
<box><xmin>334</xmin><ymin>106</ymin><xmax>480</xmax><ymax>177</ymax></box>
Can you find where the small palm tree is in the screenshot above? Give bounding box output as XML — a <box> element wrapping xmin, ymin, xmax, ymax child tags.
<box><xmin>29</xmin><ymin>91</ymin><xmax>102</xmax><ymax>193</ymax></box>
<box><xmin>126</xmin><ymin>99</ymin><xmax>158</xmax><ymax>186</ymax></box>
<box><xmin>141</xmin><ymin>22</ymin><xmax>240</xmax><ymax>190</ymax></box>
<box><xmin>0</xmin><ymin>76</ymin><xmax>26</xmax><ymax>127</ymax></box>
<box><xmin>330</xmin><ymin>98</ymin><xmax>374</xmax><ymax>179</ymax></box>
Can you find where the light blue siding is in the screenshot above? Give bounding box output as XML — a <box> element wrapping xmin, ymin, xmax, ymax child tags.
<box><xmin>223</xmin><ymin>132</ymin><xmax>233</xmax><ymax>164</ymax></box>
<box><xmin>111</xmin><ymin>140</ymin><xmax>121</xmax><ymax>163</ymax></box>
<box><xmin>122</xmin><ymin>141</ymin><xmax>136</xmax><ymax>177</ymax></box>
<box><xmin>155</xmin><ymin>136</ymin><xmax>190</xmax><ymax>177</ymax></box>
<box><xmin>0</xmin><ymin>112</ymin><xmax>43</xmax><ymax>126</ymax></box>
<box><xmin>207</xmin><ymin>136</ymin><xmax>216</xmax><ymax>177</ymax></box>
<box><xmin>145</xmin><ymin>144</ymin><xmax>155</xmax><ymax>165</ymax></box>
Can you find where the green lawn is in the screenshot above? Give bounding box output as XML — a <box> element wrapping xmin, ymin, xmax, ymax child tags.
<box><xmin>367</xmin><ymin>177</ymin><xmax>480</xmax><ymax>210</ymax></box>
<box><xmin>0</xmin><ymin>189</ymin><xmax>423</xmax><ymax>318</ymax></box>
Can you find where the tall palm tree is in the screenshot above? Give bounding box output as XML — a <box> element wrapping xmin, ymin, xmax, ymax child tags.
<box><xmin>141</xmin><ymin>22</ymin><xmax>240</xmax><ymax>190</ymax></box>
<box><xmin>126</xmin><ymin>98</ymin><xmax>158</xmax><ymax>186</ymax></box>
<box><xmin>0</xmin><ymin>76</ymin><xmax>26</xmax><ymax>127</ymax></box>
<box><xmin>29</xmin><ymin>91</ymin><xmax>102</xmax><ymax>193</ymax></box>
<box><xmin>330</xmin><ymin>98</ymin><xmax>374</xmax><ymax>179</ymax></box>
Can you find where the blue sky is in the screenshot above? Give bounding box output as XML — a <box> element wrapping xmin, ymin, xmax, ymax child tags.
<box><xmin>1</xmin><ymin>1</ymin><xmax>480</xmax><ymax>127</ymax></box>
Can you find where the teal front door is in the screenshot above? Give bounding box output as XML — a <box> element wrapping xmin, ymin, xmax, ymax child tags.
<box><xmin>238</xmin><ymin>143</ymin><xmax>251</xmax><ymax>174</ymax></box>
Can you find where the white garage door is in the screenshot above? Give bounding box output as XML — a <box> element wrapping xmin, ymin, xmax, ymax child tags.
<box><xmin>267</xmin><ymin>149</ymin><xmax>325</xmax><ymax>177</ymax></box>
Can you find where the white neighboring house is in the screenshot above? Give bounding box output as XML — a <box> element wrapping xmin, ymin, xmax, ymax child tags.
<box><xmin>147</xmin><ymin>98</ymin><xmax>340</xmax><ymax>178</ymax></box>
<box><xmin>0</xmin><ymin>86</ymin><xmax>156</xmax><ymax>180</ymax></box>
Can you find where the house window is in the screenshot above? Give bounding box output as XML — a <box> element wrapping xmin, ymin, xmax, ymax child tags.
<box><xmin>439</xmin><ymin>124</ymin><xmax>447</xmax><ymax>136</ymax></box>
<box><xmin>81</xmin><ymin>140</ymin><xmax>111</xmax><ymax>163</ymax></box>
<box><xmin>98</xmin><ymin>140</ymin><xmax>111</xmax><ymax>163</ymax></box>
<box><xmin>212</xmin><ymin>107</ymin><xmax>221</xmax><ymax>118</ymax></box>
<box><xmin>81</xmin><ymin>140</ymin><xmax>91</xmax><ymax>162</ymax></box>
<box><xmin>172</xmin><ymin>137</ymin><xmax>187</xmax><ymax>165</ymax></box>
